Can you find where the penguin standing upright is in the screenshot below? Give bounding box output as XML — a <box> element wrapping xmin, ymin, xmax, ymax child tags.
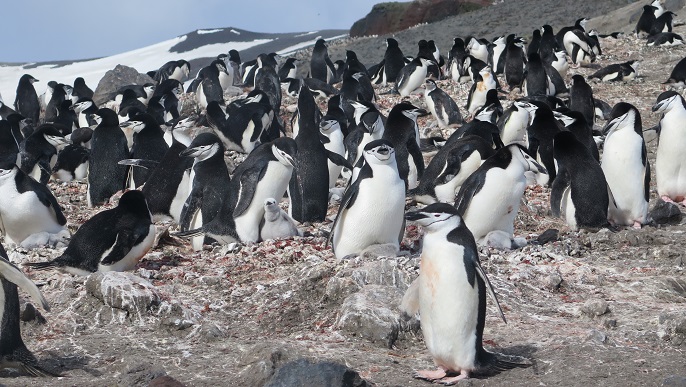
<box><xmin>396</xmin><ymin>57</ymin><xmax>433</xmax><ymax>97</ymax></box>
<box><xmin>466</xmin><ymin>67</ymin><xmax>497</xmax><ymax>115</ymax></box>
<box><xmin>383</xmin><ymin>38</ymin><xmax>406</xmax><ymax>84</ymax></box>
<box><xmin>154</xmin><ymin>59</ymin><xmax>191</xmax><ymax>83</ymax></box>
<box><xmin>254</xmin><ymin>53</ymin><xmax>282</xmax><ymax>114</ymax></box>
<box><xmin>26</xmin><ymin>190</ymin><xmax>155</xmax><ymax>274</ymax></box>
<box><xmin>424</xmin><ymin>79</ymin><xmax>463</xmax><ymax>128</ymax></box>
<box><xmin>526</xmin><ymin>101</ymin><xmax>560</xmax><ymax>185</ymax></box>
<box><xmin>310</xmin><ymin>39</ymin><xmax>335</xmax><ymax>84</ymax></box>
<box><xmin>383</xmin><ymin>102</ymin><xmax>425</xmax><ymax>189</ymax></box>
<box><xmin>278</xmin><ymin>57</ymin><xmax>298</xmax><ymax>82</ymax></box>
<box><xmin>0</xmin><ymin>160</ymin><xmax>68</xmax><ymax>247</ymax></box>
<box><xmin>553</xmin><ymin>109</ymin><xmax>599</xmax><ymax>161</ymax></box>
<box><xmin>523</xmin><ymin>53</ymin><xmax>549</xmax><ymax>97</ymax></box>
<box><xmin>490</xmin><ymin>35</ymin><xmax>507</xmax><ymax>75</ymax></box>
<box><xmin>195</xmin><ymin>61</ymin><xmax>225</xmax><ymax>109</ymax></box>
<box><xmin>497</xmin><ymin>100</ymin><xmax>537</xmax><ymax>147</ymax></box>
<box><xmin>652</xmin><ymin>91</ymin><xmax>686</xmax><ymax>204</ymax></box>
<box><xmin>568</xmin><ymin>75</ymin><xmax>595</xmax><ymax>131</ymax></box>
<box><xmin>330</xmin><ymin>140</ymin><xmax>406</xmax><ymax>259</ymax></box>
<box><xmin>320</xmin><ymin>118</ymin><xmax>346</xmax><ymax>189</ymax></box>
<box><xmin>448</xmin><ymin>38</ymin><xmax>468</xmax><ymax>82</ymax></box>
<box><xmin>72</xmin><ymin>77</ymin><xmax>94</xmax><ymax>100</ymax></box>
<box><xmin>88</xmin><ymin>108</ymin><xmax>129</xmax><ymax>207</ymax></box>
<box><xmin>14</xmin><ymin>75</ymin><xmax>40</xmax><ymax>125</ymax></box>
<box><xmin>228</xmin><ymin>49</ymin><xmax>243</xmax><ymax>86</ymax></box>
<box><xmin>454</xmin><ymin>144</ymin><xmax>547</xmax><ymax>248</ymax></box>
<box><xmin>404</xmin><ymin>203</ymin><xmax>530</xmax><ymax>383</ymax></box>
<box><xmin>18</xmin><ymin>124</ymin><xmax>68</xmax><ymax>184</ymax></box>
<box><xmin>121</xmin><ymin>112</ymin><xmax>169</xmax><ymax>188</ymax></box>
<box><xmin>0</xmin><ymin>243</ymin><xmax>56</xmax><ymax>377</ymax></box>
<box><xmin>551</xmin><ymin>131</ymin><xmax>610</xmax><ymax>230</ymax></box>
<box><xmin>601</xmin><ymin>103</ymin><xmax>650</xmax><ymax>228</ymax></box>
<box><xmin>504</xmin><ymin>36</ymin><xmax>526</xmax><ymax>91</ymax></box>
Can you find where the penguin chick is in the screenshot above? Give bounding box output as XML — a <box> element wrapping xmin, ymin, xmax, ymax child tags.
<box><xmin>259</xmin><ymin>198</ymin><xmax>301</xmax><ymax>241</ymax></box>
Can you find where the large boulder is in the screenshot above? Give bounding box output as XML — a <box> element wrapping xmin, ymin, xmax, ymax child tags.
<box><xmin>92</xmin><ymin>64</ymin><xmax>155</xmax><ymax>105</ymax></box>
<box><xmin>85</xmin><ymin>271</ymin><xmax>160</xmax><ymax>320</ymax></box>
<box><xmin>265</xmin><ymin>358</ymin><xmax>370</xmax><ymax>387</ymax></box>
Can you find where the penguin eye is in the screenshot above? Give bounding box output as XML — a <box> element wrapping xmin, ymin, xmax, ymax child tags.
<box><xmin>434</xmin><ymin>214</ymin><xmax>440</xmax><ymax>217</ymax></box>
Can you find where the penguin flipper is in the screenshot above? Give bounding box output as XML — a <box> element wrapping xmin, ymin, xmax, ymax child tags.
<box><xmin>550</xmin><ymin>169</ymin><xmax>570</xmax><ymax>217</ymax></box>
<box><xmin>0</xmin><ymin>257</ymin><xmax>50</xmax><ymax>311</ymax></box>
<box><xmin>173</xmin><ymin>227</ymin><xmax>205</xmax><ymax>238</ymax></box>
<box><xmin>117</xmin><ymin>159</ymin><xmax>160</xmax><ymax>169</ymax></box>
<box><xmin>326</xmin><ymin>167</ymin><xmax>366</xmax><ymax>248</ymax></box>
<box><xmin>26</xmin><ymin>177</ymin><xmax>67</xmax><ymax>226</ymax></box>
<box><xmin>474</xmin><ymin>259</ymin><xmax>507</xmax><ymax>324</ymax></box>
<box><xmin>325</xmin><ymin>150</ymin><xmax>353</xmax><ymax>170</ymax></box>
<box><xmin>453</xmin><ymin>170</ymin><xmax>486</xmax><ymax>216</ymax></box>
<box><xmin>99</xmin><ymin>224</ymin><xmax>148</xmax><ymax>265</ymax></box>
<box><xmin>407</xmin><ymin>138</ymin><xmax>425</xmax><ymax>178</ymax></box>
<box><xmin>233</xmin><ymin>166</ymin><xmax>262</xmax><ymax>218</ymax></box>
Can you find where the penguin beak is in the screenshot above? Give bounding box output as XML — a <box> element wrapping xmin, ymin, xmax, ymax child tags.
<box><xmin>405</xmin><ymin>211</ymin><xmax>429</xmax><ymax>221</ymax></box>
<box><xmin>179</xmin><ymin>147</ymin><xmax>200</xmax><ymax>157</ymax></box>
<box><xmin>602</xmin><ymin>115</ymin><xmax>624</xmax><ymax>135</ymax></box>
<box><xmin>415</xmin><ymin>108</ymin><xmax>429</xmax><ymax>117</ymax></box>
<box><xmin>652</xmin><ymin>99</ymin><xmax>669</xmax><ymax>112</ymax></box>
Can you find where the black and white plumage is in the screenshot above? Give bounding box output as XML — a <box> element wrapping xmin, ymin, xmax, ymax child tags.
<box><xmin>523</xmin><ymin>52</ymin><xmax>549</xmax><ymax>97</ymax></box>
<box><xmin>383</xmin><ymin>38</ymin><xmax>406</xmax><ymax>84</ymax></box>
<box><xmin>466</xmin><ymin>66</ymin><xmax>497</xmax><ymax>115</ymax></box>
<box><xmin>568</xmin><ymin>75</ymin><xmax>596</xmax><ymax>132</ymax></box>
<box><xmin>382</xmin><ymin>102</ymin><xmax>425</xmax><ymax>190</ymax></box>
<box><xmin>651</xmin><ymin>91</ymin><xmax>686</xmax><ymax>204</ymax></box>
<box><xmin>72</xmin><ymin>77</ymin><xmax>94</xmax><ymax>100</ymax></box>
<box><xmin>404</xmin><ymin>203</ymin><xmax>530</xmax><ymax>383</ymax></box>
<box><xmin>0</xmin><ymin>243</ymin><xmax>57</xmax><ymax>377</ymax></box>
<box><xmin>650</xmin><ymin>11</ymin><xmax>676</xmax><ymax>36</ymax></box>
<box><xmin>254</xmin><ymin>53</ymin><xmax>283</xmax><ymax>114</ymax></box>
<box><xmin>26</xmin><ymin>190</ymin><xmax>155</xmax><ymax>274</ymax></box>
<box><xmin>88</xmin><ymin>108</ymin><xmax>128</xmax><ymax>207</ymax></box>
<box><xmin>635</xmin><ymin>5</ymin><xmax>658</xmax><ymax>38</ymax></box>
<box><xmin>121</xmin><ymin>112</ymin><xmax>169</xmax><ymax>188</ymax></box>
<box><xmin>551</xmin><ymin>131</ymin><xmax>610</xmax><ymax>230</ymax></box>
<box><xmin>18</xmin><ymin>124</ymin><xmax>68</xmax><ymax>184</ymax></box>
<box><xmin>153</xmin><ymin>59</ymin><xmax>191</xmax><ymax>83</ymax></box>
<box><xmin>504</xmin><ymin>36</ymin><xmax>526</xmax><ymax>91</ymax></box>
<box><xmin>647</xmin><ymin>32</ymin><xmax>684</xmax><ymax>46</ymax></box>
<box><xmin>601</xmin><ymin>103</ymin><xmax>650</xmax><ymax>228</ymax></box>
<box><xmin>396</xmin><ymin>57</ymin><xmax>433</xmax><ymax>97</ymax></box>
<box><xmin>663</xmin><ymin>56</ymin><xmax>686</xmax><ymax>88</ymax></box>
<box><xmin>553</xmin><ymin>109</ymin><xmax>599</xmax><ymax>161</ymax></box>
<box><xmin>51</xmin><ymin>144</ymin><xmax>89</xmax><ymax>182</ymax></box>
<box><xmin>278</xmin><ymin>57</ymin><xmax>298</xmax><ymax>82</ymax></box>
<box><xmin>423</xmin><ymin>79</ymin><xmax>463</xmax><ymax>128</ymax></box>
<box><xmin>310</xmin><ymin>39</ymin><xmax>336</xmax><ymax>84</ymax></box>
<box><xmin>195</xmin><ymin>61</ymin><xmax>226</xmax><ymax>109</ymax></box>
<box><xmin>588</xmin><ymin>60</ymin><xmax>639</xmax><ymax>82</ymax></box>
<box><xmin>13</xmin><ymin>75</ymin><xmax>40</xmax><ymax>125</ymax></box>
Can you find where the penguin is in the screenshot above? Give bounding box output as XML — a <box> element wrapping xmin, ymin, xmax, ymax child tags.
<box><xmin>587</xmin><ymin>29</ymin><xmax>602</xmax><ymax>56</ymax></box>
<box><xmin>663</xmin><ymin>56</ymin><xmax>686</xmax><ymax>88</ymax></box>
<box><xmin>0</xmin><ymin>243</ymin><xmax>57</xmax><ymax>377</ymax></box>
<box><xmin>205</xmin><ymin>100</ymin><xmax>266</xmax><ymax>154</ymax></box>
<box><xmin>396</xmin><ymin>57</ymin><xmax>433</xmax><ymax>97</ymax></box>
<box><xmin>195</xmin><ymin>61</ymin><xmax>225</xmax><ymax>109</ymax></box>
<box><xmin>528</xmin><ymin>29</ymin><xmax>542</xmax><ymax>60</ymax></box>
<box><xmin>588</xmin><ymin>60</ymin><xmax>639</xmax><ymax>82</ymax></box>
<box><xmin>117</xmin><ymin>89</ymin><xmax>148</xmax><ymax>123</ymax></box>
<box><xmin>466</xmin><ymin>66</ymin><xmax>497</xmax><ymax>115</ymax></box>
<box><xmin>310</xmin><ymin>39</ymin><xmax>336</xmax><ymax>84</ymax></box>
<box><xmin>550</xmin><ymin>50</ymin><xmax>569</xmax><ymax>78</ymax></box>
<box><xmin>542</xmin><ymin>56</ymin><xmax>568</xmax><ymax>97</ymax></box>
<box><xmin>0</xmin><ymin>160</ymin><xmax>68</xmax><ymax>247</ymax></box>
<box><xmin>490</xmin><ymin>35</ymin><xmax>508</xmax><ymax>75</ymax></box>
<box><xmin>526</xmin><ymin>101</ymin><xmax>560</xmax><ymax>185</ymax></box>
<box><xmin>278</xmin><ymin>57</ymin><xmax>298</xmax><ymax>82</ymax></box>
<box><xmin>551</xmin><ymin>131</ymin><xmax>610</xmax><ymax>230</ymax></box>
<box><xmin>538</xmin><ymin>25</ymin><xmax>559</xmax><ymax>64</ymax></box>
<box><xmin>343</xmin><ymin>101</ymin><xmax>385</xmax><ymax>171</ymax></box>
<box><xmin>636</xmin><ymin>5</ymin><xmax>657</xmax><ymax>38</ymax></box>
<box><xmin>447</xmin><ymin>38</ymin><xmax>469</xmax><ymax>82</ymax></box>
<box><xmin>228</xmin><ymin>49</ymin><xmax>243</xmax><ymax>86</ymax></box>
<box><xmin>423</xmin><ymin>79</ymin><xmax>463</xmax><ymax>128</ymax></box>
<box><xmin>72</xmin><ymin>77</ymin><xmax>94</xmax><ymax>100</ymax></box>
<box><xmin>13</xmin><ymin>75</ymin><xmax>40</xmax><ymax>125</ymax></box>
<box><xmin>240</xmin><ymin>58</ymin><xmax>258</xmax><ymax>87</ymax></box>
<box><xmin>647</xmin><ymin>32</ymin><xmax>684</xmax><ymax>46</ymax></box>
<box><xmin>651</xmin><ymin>91</ymin><xmax>686</xmax><ymax>204</ymax></box>
<box><xmin>454</xmin><ymin>144</ymin><xmax>547</xmax><ymax>248</ymax></box>
<box><xmin>601</xmin><ymin>103</ymin><xmax>650</xmax><ymax>228</ymax></box>
<box><xmin>154</xmin><ymin>59</ymin><xmax>191</xmax><ymax>83</ymax></box>
<box><xmin>504</xmin><ymin>36</ymin><xmax>526</xmax><ymax>91</ymax></box>
<box><xmin>404</xmin><ymin>202</ymin><xmax>529</xmax><ymax>383</ymax></box>
<box><xmin>0</xmin><ymin>121</ymin><xmax>19</xmax><ymax>164</ymax></box>
<box><xmin>523</xmin><ymin>52</ymin><xmax>549</xmax><ymax>97</ymax></box>
<box><xmin>122</xmin><ymin>112</ymin><xmax>169</xmax><ymax>188</ymax></box>
<box><xmin>498</xmin><ymin>100</ymin><xmax>537</xmax><ymax>147</ymax></box>
<box><xmin>383</xmin><ymin>38</ymin><xmax>406</xmax><ymax>84</ymax></box>
<box><xmin>18</xmin><ymin>124</ymin><xmax>68</xmax><ymax>184</ymax></box>
<box><xmin>289</xmin><ymin>86</ymin><xmax>332</xmax><ymax>223</ymax></box>
<box><xmin>112</xmin><ymin>84</ymin><xmax>155</xmax><ymax>107</ymax></box>
<box><xmin>259</xmin><ymin>198</ymin><xmax>301</xmax><ymax>241</ymax></box>
<box><xmin>466</xmin><ymin>37</ymin><xmax>490</xmax><ymax>64</ymax></box>
<box><xmin>382</xmin><ymin>102</ymin><xmax>425</xmax><ymax>190</ymax></box>
<box><xmin>561</xmin><ymin>27</ymin><xmax>594</xmax><ymax>64</ymax></box>
<box><xmin>44</xmin><ymin>83</ymin><xmax>71</xmax><ymax>124</ymax></box>
<box><xmin>0</xmin><ymin>100</ymin><xmax>18</xmax><ymax>120</ymax></box>
<box><xmin>51</xmin><ymin>144</ymin><xmax>89</xmax><ymax>182</ymax></box>
<box><xmin>568</xmin><ymin>75</ymin><xmax>595</xmax><ymax>132</ymax></box>
<box><xmin>651</xmin><ymin>11</ymin><xmax>675</xmax><ymax>35</ymax></box>
<box><xmin>26</xmin><ymin>190</ymin><xmax>155</xmax><ymax>274</ymax></box>
<box><xmin>88</xmin><ymin>108</ymin><xmax>129</xmax><ymax>207</ymax></box>
<box><xmin>462</xmin><ymin>55</ymin><xmax>488</xmax><ymax>83</ymax></box>
<box><xmin>555</xmin><ymin>18</ymin><xmax>589</xmax><ymax>50</ymax></box>
<box><xmin>553</xmin><ymin>109</ymin><xmax>599</xmax><ymax>161</ymax></box>
<box><xmin>69</xmin><ymin>97</ymin><xmax>98</xmax><ymax>128</ymax></box>
<box><xmin>329</xmin><ymin>139</ymin><xmax>405</xmax><ymax>259</ymax></box>
<box><xmin>651</xmin><ymin>0</ymin><xmax>665</xmax><ymax>18</ymax></box>
<box><xmin>320</xmin><ymin>118</ymin><xmax>346</xmax><ymax>189</ymax></box>
<box><xmin>412</xmin><ymin>135</ymin><xmax>496</xmax><ymax>205</ymax></box>
<box><xmin>229</xmin><ymin>137</ymin><xmax>298</xmax><ymax>243</ymax></box>
<box><xmin>254</xmin><ymin>53</ymin><xmax>282</xmax><ymax>114</ymax></box>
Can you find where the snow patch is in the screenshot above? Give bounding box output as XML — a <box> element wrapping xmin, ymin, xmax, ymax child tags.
<box><xmin>198</xmin><ymin>28</ymin><xmax>223</xmax><ymax>35</ymax></box>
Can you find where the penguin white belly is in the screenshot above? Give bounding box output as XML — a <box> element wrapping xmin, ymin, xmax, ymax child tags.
<box><xmin>501</xmin><ymin>113</ymin><xmax>528</xmax><ymax>147</ymax></box>
<box><xmin>602</xmin><ymin>134</ymin><xmax>648</xmax><ymax>225</ymax></box>
<box><xmin>241</xmin><ymin>121</ymin><xmax>259</xmax><ymax>153</ymax></box>
<box><xmin>425</xmin><ymin>94</ymin><xmax>440</xmax><ymax>127</ymax></box>
<box><xmin>656</xmin><ymin>120</ymin><xmax>686</xmax><ymax>201</ymax></box>
<box><xmin>333</xmin><ymin>170</ymin><xmax>405</xmax><ymax>258</ymax></box>
<box><xmin>78</xmin><ymin>113</ymin><xmax>90</xmax><ymax>128</ymax></box>
<box><xmin>73</xmin><ymin>162</ymin><xmax>88</xmax><ymax>181</ymax></box>
<box><xmin>218</xmin><ymin>72</ymin><xmax>231</xmax><ymax>90</ymax></box>
<box><xmin>561</xmin><ymin>185</ymin><xmax>578</xmax><ymax>230</ymax></box>
<box><xmin>407</xmin><ymin>155</ymin><xmax>419</xmax><ymax>190</ymax></box>
<box><xmin>324</xmin><ymin>133</ymin><xmax>345</xmax><ymax>189</ymax></box>
<box><xmin>196</xmin><ymin>84</ymin><xmax>208</xmax><ymax>109</ymax></box>
<box><xmin>450</xmin><ymin>62</ymin><xmax>460</xmax><ymax>83</ymax></box>
<box><xmin>463</xmin><ymin>170</ymin><xmax>524</xmax><ymax>242</ymax></box>
<box><xmin>400</xmin><ymin>67</ymin><xmax>426</xmax><ymax>97</ymax></box>
<box><xmin>29</xmin><ymin>164</ymin><xmax>42</xmax><ymax>182</ymax></box>
<box><xmin>434</xmin><ymin>153</ymin><xmax>482</xmax><ymax>203</ymax></box>
<box><xmin>419</xmin><ymin>238</ymin><xmax>478</xmax><ymax>371</ymax></box>
<box><xmin>235</xmin><ymin>162</ymin><xmax>292</xmax><ymax>243</ymax></box>
<box><xmin>99</xmin><ymin>225</ymin><xmax>156</xmax><ymax>272</ymax></box>
<box><xmin>169</xmin><ymin>170</ymin><xmax>192</xmax><ymax>223</ymax></box>
<box><xmin>467</xmin><ymin>90</ymin><xmax>487</xmax><ymax>114</ymax></box>
<box><xmin>0</xmin><ymin>187</ymin><xmax>64</xmax><ymax>245</ymax></box>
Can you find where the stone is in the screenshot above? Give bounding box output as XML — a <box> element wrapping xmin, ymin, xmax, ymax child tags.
<box><xmin>149</xmin><ymin>375</ymin><xmax>187</xmax><ymax>387</ymax></box>
<box><xmin>663</xmin><ymin>375</ymin><xmax>686</xmax><ymax>387</ymax></box>
<box><xmin>359</xmin><ymin>243</ymin><xmax>399</xmax><ymax>259</ymax></box>
<box><xmin>581</xmin><ymin>299</ymin><xmax>609</xmax><ymax>317</ymax></box>
<box><xmin>544</xmin><ymin>272</ymin><xmax>563</xmax><ymax>292</ymax></box>
<box><xmin>264</xmin><ymin>358</ymin><xmax>370</xmax><ymax>387</ymax></box>
<box><xmin>336</xmin><ymin>285</ymin><xmax>404</xmax><ymax>348</ymax></box>
<box><xmin>650</xmin><ymin>200</ymin><xmax>683</xmax><ymax>225</ymax></box>
<box><xmin>535</xmin><ymin>229</ymin><xmax>559</xmax><ymax>245</ymax></box>
<box><xmin>236</xmin><ymin>343</ymin><xmax>297</xmax><ymax>387</ymax></box>
<box><xmin>86</xmin><ymin>272</ymin><xmax>160</xmax><ymax>319</ymax></box>
<box><xmin>92</xmin><ymin>64</ymin><xmax>155</xmax><ymax>106</ymax></box>
<box><xmin>118</xmin><ymin>362</ymin><xmax>167</xmax><ymax>387</ymax></box>
<box><xmin>586</xmin><ymin>329</ymin><xmax>607</xmax><ymax>344</ymax></box>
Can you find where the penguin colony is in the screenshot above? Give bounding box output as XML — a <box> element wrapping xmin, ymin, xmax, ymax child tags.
<box><xmin>1</xmin><ymin>0</ymin><xmax>686</xmax><ymax>382</ymax></box>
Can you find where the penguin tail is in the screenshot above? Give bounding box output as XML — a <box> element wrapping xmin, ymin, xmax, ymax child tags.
<box><xmin>173</xmin><ymin>228</ymin><xmax>205</xmax><ymax>238</ymax></box>
<box><xmin>478</xmin><ymin>350</ymin><xmax>533</xmax><ymax>376</ymax></box>
<box><xmin>21</xmin><ymin>362</ymin><xmax>62</xmax><ymax>377</ymax></box>
<box><xmin>24</xmin><ymin>261</ymin><xmax>59</xmax><ymax>271</ymax></box>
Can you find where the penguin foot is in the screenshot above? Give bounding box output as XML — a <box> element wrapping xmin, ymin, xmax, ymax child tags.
<box><xmin>661</xmin><ymin>195</ymin><xmax>676</xmax><ymax>204</ymax></box>
<box><xmin>413</xmin><ymin>368</ymin><xmax>447</xmax><ymax>381</ymax></box>
<box><xmin>437</xmin><ymin>371</ymin><xmax>469</xmax><ymax>385</ymax></box>
<box><xmin>632</xmin><ymin>221</ymin><xmax>642</xmax><ymax>229</ymax></box>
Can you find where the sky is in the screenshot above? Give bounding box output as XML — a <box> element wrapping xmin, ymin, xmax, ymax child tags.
<box><xmin>1</xmin><ymin>0</ymin><xmax>406</xmax><ymax>63</ymax></box>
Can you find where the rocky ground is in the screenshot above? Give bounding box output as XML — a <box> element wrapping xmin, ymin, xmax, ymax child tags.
<box><xmin>3</xmin><ymin>1</ymin><xmax>686</xmax><ymax>387</ymax></box>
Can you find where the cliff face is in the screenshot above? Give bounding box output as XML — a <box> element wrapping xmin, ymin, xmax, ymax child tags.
<box><xmin>349</xmin><ymin>0</ymin><xmax>488</xmax><ymax>38</ymax></box>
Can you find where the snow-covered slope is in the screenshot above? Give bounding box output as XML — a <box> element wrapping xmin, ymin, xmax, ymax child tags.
<box><xmin>0</xmin><ymin>27</ymin><xmax>347</xmax><ymax>103</ymax></box>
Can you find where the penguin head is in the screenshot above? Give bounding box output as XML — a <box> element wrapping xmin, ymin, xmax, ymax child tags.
<box><xmin>387</xmin><ymin>38</ymin><xmax>398</xmax><ymax>48</ymax></box>
<box><xmin>552</xmin><ymin>110</ymin><xmax>577</xmax><ymax>127</ymax></box>
<box><xmin>119</xmin><ymin>117</ymin><xmax>146</xmax><ymax>134</ymax></box>
<box><xmin>181</xmin><ymin>133</ymin><xmax>223</xmax><ymax>161</ymax></box>
<box><xmin>553</xmin><ymin>131</ymin><xmax>585</xmax><ymax>160</ymax></box>
<box><xmin>22</xmin><ymin>74</ymin><xmax>39</xmax><ymax>84</ymax></box>
<box><xmin>229</xmin><ymin>49</ymin><xmax>241</xmax><ymax>63</ymax></box>
<box><xmin>93</xmin><ymin>108</ymin><xmax>118</xmax><ymax>126</ymax></box>
<box><xmin>554</xmin><ymin>50</ymin><xmax>567</xmax><ymax>61</ymax></box>
<box><xmin>118</xmin><ymin>190</ymin><xmax>151</xmax><ymax>219</ymax></box>
<box><xmin>653</xmin><ymin>90</ymin><xmax>684</xmax><ymax>113</ymax></box>
<box><xmin>319</xmin><ymin>119</ymin><xmax>341</xmax><ymax>136</ymax></box>
<box><xmin>264</xmin><ymin>198</ymin><xmax>279</xmax><ymax>211</ymax></box>
<box><xmin>61</xmin><ymin>84</ymin><xmax>74</xmax><ymax>97</ymax></box>
<box><xmin>217</xmin><ymin>53</ymin><xmax>228</xmax><ymax>62</ymax></box>
<box><xmin>37</xmin><ymin>125</ymin><xmax>68</xmax><ymax>149</ymax></box>
<box><xmin>0</xmin><ymin>160</ymin><xmax>18</xmax><ymax>180</ymax></box>
<box><xmin>271</xmin><ymin>137</ymin><xmax>297</xmax><ymax>168</ymax></box>
<box><xmin>397</xmin><ymin>102</ymin><xmax>426</xmax><ymax>121</ymax></box>
<box><xmin>143</xmin><ymin>83</ymin><xmax>156</xmax><ymax>97</ymax></box>
<box><xmin>405</xmin><ymin>203</ymin><xmax>462</xmax><ymax>230</ymax></box>
<box><xmin>424</xmin><ymin>79</ymin><xmax>438</xmax><ymax>92</ymax></box>
<box><xmin>363</xmin><ymin>139</ymin><xmax>395</xmax><ymax>165</ymax></box>
<box><xmin>474</xmin><ymin>104</ymin><xmax>497</xmax><ymax>124</ymax></box>
<box><xmin>214</xmin><ymin>60</ymin><xmax>229</xmax><ymax>74</ymax></box>
<box><xmin>603</xmin><ymin>102</ymin><xmax>640</xmax><ymax>136</ymax></box>
<box><xmin>70</xmin><ymin>98</ymin><xmax>94</xmax><ymax>113</ymax></box>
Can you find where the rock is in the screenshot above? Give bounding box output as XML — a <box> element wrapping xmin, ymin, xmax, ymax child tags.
<box><xmin>118</xmin><ymin>362</ymin><xmax>167</xmax><ymax>387</ymax></box>
<box><xmin>349</xmin><ymin>0</ymin><xmax>487</xmax><ymax>37</ymax></box>
<box><xmin>325</xmin><ymin>257</ymin><xmax>415</xmax><ymax>302</ymax></box>
<box><xmin>650</xmin><ymin>200</ymin><xmax>683</xmax><ymax>225</ymax></box>
<box><xmin>535</xmin><ymin>229</ymin><xmax>559</xmax><ymax>245</ymax></box>
<box><xmin>359</xmin><ymin>243</ymin><xmax>399</xmax><ymax>259</ymax></box>
<box><xmin>336</xmin><ymin>285</ymin><xmax>405</xmax><ymax>348</ymax></box>
<box><xmin>86</xmin><ymin>272</ymin><xmax>160</xmax><ymax>319</ymax></box>
<box><xmin>544</xmin><ymin>272</ymin><xmax>563</xmax><ymax>291</ymax></box>
<box><xmin>586</xmin><ymin>329</ymin><xmax>608</xmax><ymax>344</ymax></box>
<box><xmin>149</xmin><ymin>375</ymin><xmax>187</xmax><ymax>387</ymax></box>
<box><xmin>581</xmin><ymin>299</ymin><xmax>609</xmax><ymax>317</ymax></box>
<box><xmin>20</xmin><ymin>302</ymin><xmax>45</xmax><ymax>323</ymax></box>
<box><xmin>657</xmin><ymin>313</ymin><xmax>686</xmax><ymax>342</ymax></box>
<box><xmin>236</xmin><ymin>343</ymin><xmax>298</xmax><ymax>387</ymax></box>
<box><xmin>264</xmin><ymin>358</ymin><xmax>370</xmax><ymax>387</ymax></box>
<box><xmin>92</xmin><ymin>64</ymin><xmax>155</xmax><ymax>105</ymax></box>
<box><xmin>663</xmin><ymin>375</ymin><xmax>686</xmax><ymax>387</ymax></box>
